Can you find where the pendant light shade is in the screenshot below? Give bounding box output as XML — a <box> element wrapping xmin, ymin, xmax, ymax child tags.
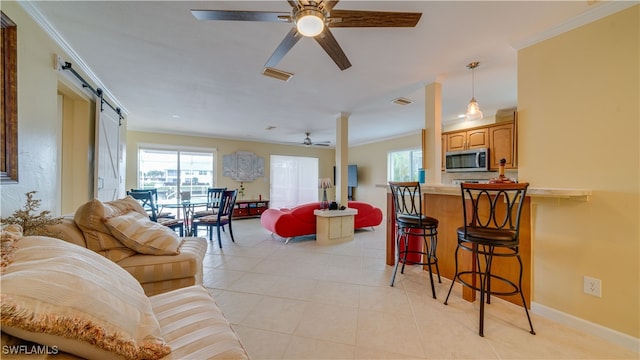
<box><xmin>465</xmin><ymin>62</ymin><xmax>483</xmax><ymax>121</ymax></box>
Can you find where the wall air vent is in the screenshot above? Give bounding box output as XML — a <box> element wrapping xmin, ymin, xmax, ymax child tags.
<box><xmin>391</xmin><ymin>97</ymin><xmax>413</xmax><ymax>106</ymax></box>
<box><xmin>262</xmin><ymin>67</ymin><xmax>294</xmax><ymax>82</ymax></box>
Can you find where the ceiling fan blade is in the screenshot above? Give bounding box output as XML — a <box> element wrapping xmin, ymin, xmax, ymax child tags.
<box><xmin>265</xmin><ymin>28</ymin><xmax>303</xmax><ymax>68</ymax></box>
<box><xmin>320</xmin><ymin>0</ymin><xmax>340</xmax><ymax>11</ymax></box>
<box><xmin>314</xmin><ymin>28</ymin><xmax>351</xmax><ymax>71</ymax></box>
<box><xmin>191</xmin><ymin>10</ymin><xmax>291</xmax><ymax>22</ymax></box>
<box><xmin>328</xmin><ymin>10</ymin><xmax>421</xmax><ymax>28</ymax></box>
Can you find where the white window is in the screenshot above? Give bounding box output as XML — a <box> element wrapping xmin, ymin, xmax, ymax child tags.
<box><xmin>388</xmin><ymin>149</ymin><xmax>422</xmax><ymax>181</ymax></box>
<box><xmin>270</xmin><ymin>155</ymin><xmax>318</xmax><ymax>209</ymax></box>
<box><xmin>138</xmin><ymin>147</ymin><xmax>216</xmax><ymax>202</ymax></box>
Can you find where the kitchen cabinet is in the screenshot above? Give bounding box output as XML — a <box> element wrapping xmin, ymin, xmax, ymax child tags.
<box><xmin>445</xmin><ymin>128</ymin><xmax>488</xmax><ymax>152</ymax></box>
<box><xmin>489</xmin><ymin>122</ymin><xmax>516</xmax><ymax>169</ymax></box>
<box><xmin>442</xmin><ymin>120</ymin><xmax>517</xmax><ymax>171</ymax></box>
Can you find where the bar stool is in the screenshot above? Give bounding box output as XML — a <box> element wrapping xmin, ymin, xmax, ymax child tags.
<box><xmin>444</xmin><ymin>182</ymin><xmax>535</xmax><ymax>337</ymax></box>
<box><xmin>388</xmin><ymin>181</ymin><xmax>441</xmax><ymax>299</ymax></box>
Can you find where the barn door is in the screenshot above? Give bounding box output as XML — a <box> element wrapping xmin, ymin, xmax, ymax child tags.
<box><xmin>94</xmin><ymin>97</ymin><xmax>122</xmax><ymax>202</ymax></box>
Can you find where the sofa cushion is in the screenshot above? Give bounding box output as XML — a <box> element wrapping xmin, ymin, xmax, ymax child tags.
<box><xmin>47</xmin><ymin>216</ymin><xmax>87</xmax><ymax>247</ymax></box>
<box><xmin>149</xmin><ymin>285</ymin><xmax>249</xmax><ymax>359</ymax></box>
<box><xmin>0</xmin><ymin>236</ymin><xmax>170</xmax><ymax>360</ymax></box>
<box><xmin>74</xmin><ymin>197</ymin><xmax>147</xmax><ymax>261</ymax></box>
<box><xmin>348</xmin><ymin>201</ymin><xmax>384</xmax><ymax>229</ymax></box>
<box><xmin>117</xmin><ymin>237</ymin><xmax>207</xmax><ymax>296</ymax></box>
<box><xmin>105</xmin><ymin>211</ymin><xmax>182</xmax><ymax>255</ymax></box>
<box><xmin>289</xmin><ymin>202</ymin><xmax>321</xmax><ymax>224</ymax></box>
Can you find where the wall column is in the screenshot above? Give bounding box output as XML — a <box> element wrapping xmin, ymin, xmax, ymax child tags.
<box><xmin>424</xmin><ymin>82</ymin><xmax>442</xmax><ymax>185</ymax></box>
<box><xmin>336</xmin><ymin>112</ymin><xmax>350</xmax><ymax>205</ymax></box>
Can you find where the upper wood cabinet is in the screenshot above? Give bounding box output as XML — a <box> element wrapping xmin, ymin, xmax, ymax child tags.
<box><xmin>489</xmin><ymin>122</ymin><xmax>516</xmax><ymax>169</ymax></box>
<box><xmin>443</xmin><ymin>120</ymin><xmax>517</xmax><ymax>170</ymax></box>
<box><xmin>445</xmin><ymin>128</ymin><xmax>488</xmax><ymax>152</ymax></box>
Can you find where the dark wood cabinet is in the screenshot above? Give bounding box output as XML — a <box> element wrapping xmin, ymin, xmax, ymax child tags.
<box><xmin>233</xmin><ymin>199</ymin><xmax>269</xmax><ymax>219</ymax></box>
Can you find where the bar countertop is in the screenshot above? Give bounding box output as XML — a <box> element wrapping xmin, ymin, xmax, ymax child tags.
<box><xmin>376</xmin><ymin>184</ymin><xmax>592</xmax><ymax>200</ymax></box>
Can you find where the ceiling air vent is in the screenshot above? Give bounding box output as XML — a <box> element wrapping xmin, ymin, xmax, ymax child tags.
<box><xmin>262</xmin><ymin>67</ymin><xmax>294</xmax><ymax>82</ymax></box>
<box><xmin>391</xmin><ymin>97</ymin><xmax>413</xmax><ymax>106</ymax></box>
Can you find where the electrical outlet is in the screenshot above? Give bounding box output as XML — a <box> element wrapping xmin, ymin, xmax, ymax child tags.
<box><xmin>583</xmin><ymin>276</ymin><xmax>602</xmax><ymax>297</ymax></box>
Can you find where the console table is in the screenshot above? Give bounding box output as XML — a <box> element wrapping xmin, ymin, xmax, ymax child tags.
<box><xmin>233</xmin><ymin>199</ymin><xmax>269</xmax><ymax>219</ymax></box>
<box><xmin>314</xmin><ymin>208</ymin><xmax>358</xmax><ymax>245</ymax></box>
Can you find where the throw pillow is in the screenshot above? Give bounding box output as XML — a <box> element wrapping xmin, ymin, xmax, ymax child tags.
<box><xmin>74</xmin><ymin>196</ymin><xmax>148</xmax><ymax>261</ymax></box>
<box><xmin>105</xmin><ymin>211</ymin><xmax>182</xmax><ymax>255</ymax></box>
<box><xmin>0</xmin><ymin>236</ymin><xmax>171</xmax><ymax>360</ymax></box>
<box><xmin>1</xmin><ymin>224</ymin><xmax>22</xmax><ymax>273</ymax></box>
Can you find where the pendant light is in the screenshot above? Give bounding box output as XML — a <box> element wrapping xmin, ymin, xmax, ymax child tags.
<box><xmin>465</xmin><ymin>61</ymin><xmax>483</xmax><ymax>121</ymax></box>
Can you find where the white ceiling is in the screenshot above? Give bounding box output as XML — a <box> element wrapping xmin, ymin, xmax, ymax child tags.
<box><xmin>25</xmin><ymin>1</ymin><xmax>631</xmax><ymax>147</ymax></box>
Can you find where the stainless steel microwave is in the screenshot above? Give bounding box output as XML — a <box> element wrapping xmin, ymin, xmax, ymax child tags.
<box><xmin>445</xmin><ymin>148</ymin><xmax>489</xmax><ymax>172</ymax></box>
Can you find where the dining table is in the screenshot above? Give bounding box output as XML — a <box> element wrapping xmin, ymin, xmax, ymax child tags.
<box><xmin>157</xmin><ymin>199</ymin><xmax>209</xmax><ymax>236</ymax></box>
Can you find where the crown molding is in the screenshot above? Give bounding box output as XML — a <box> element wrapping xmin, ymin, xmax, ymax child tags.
<box><xmin>18</xmin><ymin>0</ymin><xmax>128</xmax><ymax>115</ymax></box>
<box><xmin>513</xmin><ymin>1</ymin><xmax>638</xmax><ymax>50</ymax></box>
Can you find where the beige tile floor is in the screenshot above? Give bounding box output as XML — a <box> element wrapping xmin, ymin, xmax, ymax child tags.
<box><xmin>199</xmin><ymin>219</ymin><xmax>638</xmax><ymax>360</ymax></box>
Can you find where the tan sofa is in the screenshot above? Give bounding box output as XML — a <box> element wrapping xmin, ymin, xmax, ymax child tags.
<box><xmin>48</xmin><ymin>196</ymin><xmax>209</xmax><ymax>296</ymax></box>
<box><xmin>1</xmin><ymin>208</ymin><xmax>249</xmax><ymax>359</ymax></box>
<box><xmin>51</xmin><ymin>216</ymin><xmax>206</xmax><ymax>296</ymax></box>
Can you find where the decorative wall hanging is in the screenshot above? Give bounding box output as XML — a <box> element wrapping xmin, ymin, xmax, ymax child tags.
<box><xmin>223</xmin><ymin>151</ymin><xmax>264</xmax><ymax>182</ymax></box>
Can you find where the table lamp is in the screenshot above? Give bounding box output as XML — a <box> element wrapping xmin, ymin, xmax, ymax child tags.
<box><xmin>319</xmin><ymin>178</ymin><xmax>333</xmax><ymax>210</ymax></box>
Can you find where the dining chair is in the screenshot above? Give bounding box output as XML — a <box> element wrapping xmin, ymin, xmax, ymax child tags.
<box><xmin>128</xmin><ymin>188</ymin><xmax>174</xmax><ymax>219</ymax></box>
<box><xmin>444</xmin><ymin>182</ymin><xmax>535</xmax><ymax>337</ymax></box>
<box><xmin>191</xmin><ymin>190</ymin><xmax>237</xmax><ymax>248</ymax></box>
<box><xmin>388</xmin><ymin>181</ymin><xmax>441</xmax><ymax>299</ymax></box>
<box><xmin>193</xmin><ymin>187</ymin><xmax>227</xmax><ymax>220</ymax></box>
<box><xmin>127</xmin><ymin>190</ymin><xmax>184</xmax><ymax>236</ymax></box>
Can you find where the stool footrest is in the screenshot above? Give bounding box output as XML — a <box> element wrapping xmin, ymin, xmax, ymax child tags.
<box><xmin>397</xmin><ymin>251</ymin><xmax>438</xmax><ymax>266</ymax></box>
<box><xmin>454</xmin><ymin>271</ymin><xmax>520</xmax><ymax>297</ymax></box>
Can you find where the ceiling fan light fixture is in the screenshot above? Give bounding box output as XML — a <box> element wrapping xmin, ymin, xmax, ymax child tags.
<box><xmin>464</xmin><ymin>61</ymin><xmax>483</xmax><ymax>121</ymax></box>
<box><xmin>295</xmin><ymin>9</ymin><xmax>325</xmax><ymax>37</ymax></box>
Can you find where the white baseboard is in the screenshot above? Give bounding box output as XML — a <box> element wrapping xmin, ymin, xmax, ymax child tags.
<box><xmin>531</xmin><ymin>302</ymin><xmax>639</xmax><ymax>353</ymax></box>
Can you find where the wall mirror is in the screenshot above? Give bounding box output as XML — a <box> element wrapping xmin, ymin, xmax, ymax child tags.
<box><xmin>1</xmin><ymin>11</ymin><xmax>18</xmax><ymax>183</ymax></box>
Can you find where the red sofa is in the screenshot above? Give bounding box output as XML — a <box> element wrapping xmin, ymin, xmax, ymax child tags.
<box><xmin>260</xmin><ymin>201</ymin><xmax>383</xmax><ymax>240</ymax></box>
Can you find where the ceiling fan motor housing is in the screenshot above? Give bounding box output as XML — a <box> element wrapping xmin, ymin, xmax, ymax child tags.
<box><xmin>294</xmin><ymin>6</ymin><xmax>328</xmax><ymax>37</ymax></box>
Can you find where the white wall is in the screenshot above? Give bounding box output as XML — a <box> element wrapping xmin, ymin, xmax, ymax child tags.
<box><xmin>1</xmin><ymin>2</ymin><xmax>64</xmax><ymax>216</ymax></box>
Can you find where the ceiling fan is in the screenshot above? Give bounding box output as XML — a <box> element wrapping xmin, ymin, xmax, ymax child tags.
<box><xmin>301</xmin><ymin>132</ymin><xmax>330</xmax><ymax>147</ymax></box>
<box><xmin>191</xmin><ymin>0</ymin><xmax>422</xmax><ymax>71</ymax></box>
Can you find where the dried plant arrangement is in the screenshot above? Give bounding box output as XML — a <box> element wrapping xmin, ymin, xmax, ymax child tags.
<box><xmin>0</xmin><ymin>191</ymin><xmax>63</xmax><ymax>237</ymax></box>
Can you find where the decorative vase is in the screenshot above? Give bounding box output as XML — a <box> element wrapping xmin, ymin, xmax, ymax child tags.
<box><xmin>489</xmin><ymin>158</ymin><xmax>515</xmax><ymax>184</ymax></box>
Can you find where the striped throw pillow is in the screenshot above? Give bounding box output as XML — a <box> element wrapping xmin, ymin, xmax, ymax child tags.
<box><xmin>105</xmin><ymin>211</ymin><xmax>182</xmax><ymax>255</ymax></box>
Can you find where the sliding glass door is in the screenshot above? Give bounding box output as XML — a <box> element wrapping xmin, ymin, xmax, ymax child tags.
<box><xmin>138</xmin><ymin>147</ymin><xmax>216</xmax><ymax>203</ymax></box>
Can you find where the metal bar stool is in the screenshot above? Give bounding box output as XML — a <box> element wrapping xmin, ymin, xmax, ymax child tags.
<box><xmin>444</xmin><ymin>182</ymin><xmax>535</xmax><ymax>336</ymax></box>
<box><xmin>388</xmin><ymin>181</ymin><xmax>441</xmax><ymax>299</ymax></box>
